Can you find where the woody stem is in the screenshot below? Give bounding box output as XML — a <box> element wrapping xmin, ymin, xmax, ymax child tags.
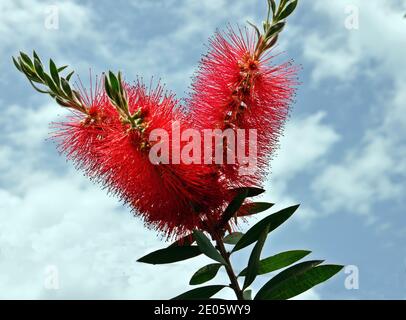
<box><xmin>213</xmin><ymin>233</ymin><xmax>244</xmax><ymax>300</ymax></box>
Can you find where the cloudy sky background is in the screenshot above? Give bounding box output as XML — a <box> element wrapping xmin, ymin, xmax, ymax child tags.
<box><xmin>0</xmin><ymin>0</ymin><xmax>405</xmax><ymax>299</ymax></box>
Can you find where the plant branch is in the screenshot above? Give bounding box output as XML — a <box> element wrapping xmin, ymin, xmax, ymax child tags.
<box><xmin>13</xmin><ymin>51</ymin><xmax>88</xmax><ymax>114</ymax></box>
<box><xmin>213</xmin><ymin>233</ymin><xmax>244</xmax><ymax>300</ymax></box>
<box><xmin>251</xmin><ymin>0</ymin><xmax>299</xmax><ymax>59</ymax></box>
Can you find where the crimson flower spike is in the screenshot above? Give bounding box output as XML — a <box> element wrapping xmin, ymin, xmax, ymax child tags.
<box><xmin>187</xmin><ymin>0</ymin><xmax>299</xmax><ymax>188</ymax></box>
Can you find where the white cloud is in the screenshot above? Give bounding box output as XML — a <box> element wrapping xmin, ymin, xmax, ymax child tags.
<box><xmin>121</xmin><ymin>0</ymin><xmax>261</xmax><ymax>90</ymax></box>
<box><xmin>0</xmin><ymin>171</ymin><xmax>219</xmax><ymax>299</ymax></box>
<box><xmin>304</xmin><ymin>0</ymin><xmax>406</xmax><ymax>85</ymax></box>
<box><xmin>313</xmin><ymin>134</ymin><xmax>404</xmax><ymax>217</ymax></box>
<box><xmin>0</xmin><ymin>97</ymin><xmax>240</xmax><ymax>299</ymax></box>
<box><xmin>263</xmin><ymin>112</ymin><xmax>340</xmax><ymax>224</ymax></box>
<box><xmin>272</xmin><ymin>112</ymin><xmax>340</xmax><ymax>181</ymax></box>
<box><xmin>303</xmin><ymin>33</ymin><xmax>360</xmax><ymax>83</ymax></box>
<box><xmin>302</xmin><ymin>0</ymin><xmax>406</xmax><ymax>219</ymax></box>
<box><xmin>0</xmin><ymin>0</ymin><xmax>99</xmax><ymax>58</ymax></box>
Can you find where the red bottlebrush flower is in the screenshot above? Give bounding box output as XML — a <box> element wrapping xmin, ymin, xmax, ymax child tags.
<box><xmin>187</xmin><ymin>27</ymin><xmax>298</xmax><ymax>187</ymax></box>
<box><xmin>51</xmin><ymin>78</ymin><xmax>118</xmax><ymax>176</ymax></box>
<box><xmin>53</xmin><ymin>79</ymin><xmax>226</xmax><ymax>239</ymax></box>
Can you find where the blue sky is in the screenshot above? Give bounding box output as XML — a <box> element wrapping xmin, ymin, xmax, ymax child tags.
<box><xmin>0</xmin><ymin>0</ymin><xmax>405</xmax><ymax>299</ymax></box>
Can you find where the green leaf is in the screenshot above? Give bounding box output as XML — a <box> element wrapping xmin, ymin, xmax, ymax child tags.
<box><xmin>137</xmin><ymin>246</ymin><xmax>201</xmax><ymax>264</ymax></box>
<box><xmin>66</xmin><ymin>71</ymin><xmax>75</xmax><ymax>82</ymax></box>
<box><xmin>232</xmin><ymin>204</ymin><xmax>300</xmax><ymax>253</ymax></box>
<box><xmin>233</xmin><ymin>187</ymin><xmax>265</xmax><ymax>197</ymax></box>
<box><xmin>117</xmin><ymin>71</ymin><xmax>124</xmax><ymax>96</ymax></box>
<box><xmin>223</xmin><ymin>232</ymin><xmax>244</xmax><ymax>245</ymax></box>
<box><xmin>255</xmin><ymin>260</ymin><xmax>323</xmax><ymax>299</ymax></box>
<box><xmin>189</xmin><ymin>263</ymin><xmax>222</xmax><ymax>285</ymax></box>
<box><xmin>279</xmin><ymin>0</ymin><xmax>298</xmax><ymax>20</ymax></box>
<box><xmin>72</xmin><ymin>90</ymin><xmax>82</xmax><ymax>104</ymax></box>
<box><xmin>49</xmin><ymin>59</ymin><xmax>60</xmax><ymax>87</ymax></box>
<box><xmin>43</xmin><ymin>73</ymin><xmax>59</xmax><ymax>94</ymax></box>
<box><xmin>239</xmin><ymin>250</ymin><xmax>311</xmax><ymax>276</ymax></box>
<box><xmin>55</xmin><ymin>97</ymin><xmax>70</xmax><ymax>107</ymax></box>
<box><xmin>255</xmin><ymin>264</ymin><xmax>344</xmax><ymax>300</ymax></box>
<box><xmin>58</xmin><ymin>65</ymin><xmax>68</xmax><ymax>72</ymax></box>
<box><xmin>193</xmin><ymin>230</ymin><xmax>226</xmax><ymax>265</ymax></box>
<box><xmin>243</xmin><ymin>226</ymin><xmax>269</xmax><ymax>289</ymax></box>
<box><xmin>247</xmin><ymin>20</ymin><xmax>261</xmax><ymax>39</ymax></box>
<box><xmin>61</xmin><ymin>78</ymin><xmax>73</xmax><ymax>98</ymax></box>
<box><xmin>168</xmin><ymin>233</ymin><xmax>194</xmax><ymax>247</ymax></box>
<box><xmin>223</xmin><ymin>188</ymin><xmax>249</xmax><ymax>219</ymax></box>
<box><xmin>104</xmin><ymin>77</ymin><xmax>113</xmax><ymax>98</ymax></box>
<box><xmin>19</xmin><ymin>52</ymin><xmax>33</xmax><ymax>69</ymax></box>
<box><xmin>19</xmin><ymin>57</ymin><xmax>36</xmax><ymax>77</ymax></box>
<box><xmin>269</xmin><ymin>0</ymin><xmax>276</xmax><ymax>14</ymax></box>
<box><xmin>105</xmin><ymin>72</ymin><xmax>120</xmax><ymax>104</ymax></box>
<box><xmin>171</xmin><ymin>285</ymin><xmax>226</xmax><ymax>300</ymax></box>
<box><xmin>238</xmin><ymin>202</ymin><xmax>274</xmax><ymax>217</ymax></box>
<box><xmin>33</xmin><ymin>58</ymin><xmax>46</xmax><ymax>81</ymax></box>
<box><xmin>217</xmin><ymin>188</ymin><xmax>256</xmax><ymax>229</ymax></box>
<box><xmin>265</xmin><ymin>34</ymin><xmax>279</xmax><ymax>49</ymax></box>
<box><xmin>266</xmin><ymin>21</ymin><xmax>285</xmax><ymax>38</ymax></box>
<box><xmin>33</xmin><ymin>51</ymin><xmax>41</xmax><ymax>62</ymax></box>
<box><xmin>243</xmin><ymin>289</ymin><xmax>252</xmax><ymax>300</ymax></box>
<box><xmin>12</xmin><ymin>57</ymin><xmax>22</xmax><ymax>72</ymax></box>
<box><xmin>108</xmin><ymin>71</ymin><xmax>120</xmax><ymax>93</ymax></box>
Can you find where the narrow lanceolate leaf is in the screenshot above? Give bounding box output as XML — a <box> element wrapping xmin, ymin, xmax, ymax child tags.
<box><xmin>189</xmin><ymin>263</ymin><xmax>222</xmax><ymax>285</ymax></box>
<box><xmin>171</xmin><ymin>285</ymin><xmax>226</xmax><ymax>300</ymax></box>
<box><xmin>238</xmin><ymin>202</ymin><xmax>274</xmax><ymax>217</ymax></box>
<box><xmin>279</xmin><ymin>0</ymin><xmax>298</xmax><ymax>20</ymax></box>
<box><xmin>168</xmin><ymin>233</ymin><xmax>194</xmax><ymax>247</ymax></box>
<box><xmin>255</xmin><ymin>264</ymin><xmax>344</xmax><ymax>300</ymax></box>
<box><xmin>58</xmin><ymin>65</ymin><xmax>68</xmax><ymax>72</ymax></box>
<box><xmin>12</xmin><ymin>57</ymin><xmax>22</xmax><ymax>72</ymax></box>
<box><xmin>49</xmin><ymin>59</ymin><xmax>60</xmax><ymax>86</ymax></box>
<box><xmin>137</xmin><ymin>246</ymin><xmax>201</xmax><ymax>264</ymax></box>
<box><xmin>266</xmin><ymin>21</ymin><xmax>285</xmax><ymax>39</ymax></box>
<box><xmin>243</xmin><ymin>226</ymin><xmax>269</xmax><ymax>289</ymax></box>
<box><xmin>223</xmin><ymin>232</ymin><xmax>244</xmax><ymax>245</ymax></box>
<box><xmin>232</xmin><ymin>205</ymin><xmax>300</xmax><ymax>253</ymax></box>
<box><xmin>193</xmin><ymin>230</ymin><xmax>226</xmax><ymax>265</ymax></box>
<box><xmin>239</xmin><ymin>250</ymin><xmax>311</xmax><ymax>276</ymax></box>
<box><xmin>19</xmin><ymin>51</ymin><xmax>33</xmax><ymax>69</ymax></box>
<box><xmin>61</xmin><ymin>78</ymin><xmax>73</xmax><ymax>98</ymax></box>
<box><xmin>217</xmin><ymin>188</ymin><xmax>258</xmax><ymax>230</ymax></box>
<box><xmin>33</xmin><ymin>58</ymin><xmax>46</xmax><ymax>81</ymax></box>
<box><xmin>222</xmin><ymin>188</ymin><xmax>249</xmax><ymax>220</ymax></box>
<box><xmin>247</xmin><ymin>20</ymin><xmax>261</xmax><ymax>39</ymax></box>
<box><xmin>269</xmin><ymin>0</ymin><xmax>276</xmax><ymax>15</ymax></box>
<box><xmin>66</xmin><ymin>71</ymin><xmax>75</xmax><ymax>82</ymax></box>
<box><xmin>232</xmin><ymin>187</ymin><xmax>265</xmax><ymax>197</ymax></box>
<box><xmin>43</xmin><ymin>73</ymin><xmax>59</xmax><ymax>94</ymax></box>
<box><xmin>108</xmin><ymin>71</ymin><xmax>120</xmax><ymax>93</ymax></box>
<box><xmin>255</xmin><ymin>260</ymin><xmax>323</xmax><ymax>299</ymax></box>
